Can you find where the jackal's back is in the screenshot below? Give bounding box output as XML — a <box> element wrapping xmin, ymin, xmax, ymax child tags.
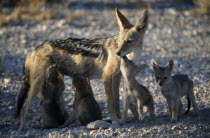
<box><xmin>25</xmin><ymin>37</ymin><xmax>118</xmax><ymax>79</ymax></box>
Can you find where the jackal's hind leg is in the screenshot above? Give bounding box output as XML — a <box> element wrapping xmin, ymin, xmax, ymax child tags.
<box><xmin>19</xmin><ymin>77</ymin><xmax>44</xmax><ymax>130</ymax></box>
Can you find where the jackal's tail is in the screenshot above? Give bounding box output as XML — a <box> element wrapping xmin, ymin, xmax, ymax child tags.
<box><xmin>185</xmin><ymin>96</ymin><xmax>191</xmax><ymax>114</ymax></box>
<box><xmin>14</xmin><ymin>64</ymin><xmax>30</xmax><ymax>118</ymax></box>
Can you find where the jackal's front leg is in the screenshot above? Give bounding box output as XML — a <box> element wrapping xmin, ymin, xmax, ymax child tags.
<box><xmin>112</xmin><ymin>73</ymin><xmax>121</xmax><ymax>119</ymax></box>
<box><xmin>103</xmin><ymin>73</ymin><xmax>119</xmax><ymax>122</ymax></box>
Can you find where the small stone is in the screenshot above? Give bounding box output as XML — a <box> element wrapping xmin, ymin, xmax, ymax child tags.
<box><xmin>87</xmin><ymin>120</ymin><xmax>111</xmax><ymax>130</ymax></box>
<box><xmin>3</xmin><ymin>78</ymin><xmax>10</xmax><ymax>84</ymax></box>
<box><xmin>8</xmin><ymin>106</ymin><xmax>14</xmax><ymax>109</ymax></box>
<box><xmin>168</xmin><ymin>8</ymin><xmax>177</xmax><ymax>15</ymax></box>
<box><xmin>171</xmin><ymin>126</ymin><xmax>176</xmax><ymax>130</ymax></box>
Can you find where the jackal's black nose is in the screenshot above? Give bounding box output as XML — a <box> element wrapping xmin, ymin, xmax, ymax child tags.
<box><xmin>116</xmin><ymin>51</ymin><xmax>121</xmax><ymax>56</ymax></box>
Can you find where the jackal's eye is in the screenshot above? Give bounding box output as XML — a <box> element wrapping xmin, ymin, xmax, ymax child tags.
<box><xmin>126</xmin><ymin>40</ymin><xmax>133</xmax><ymax>44</ymax></box>
<box><xmin>163</xmin><ymin>77</ymin><xmax>167</xmax><ymax>80</ymax></box>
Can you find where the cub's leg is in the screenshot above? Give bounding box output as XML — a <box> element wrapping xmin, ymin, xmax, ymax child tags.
<box><xmin>137</xmin><ymin>99</ymin><xmax>144</xmax><ymax>121</ymax></box>
<box><xmin>120</xmin><ymin>97</ymin><xmax>129</xmax><ymax>124</ymax></box>
<box><xmin>188</xmin><ymin>88</ymin><xmax>198</xmax><ymax>114</ymax></box>
<box><xmin>171</xmin><ymin>99</ymin><xmax>179</xmax><ymax>121</ymax></box>
<box><xmin>129</xmin><ymin>103</ymin><xmax>139</xmax><ymax>119</ymax></box>
<box><xmin>147</xmin><ymin>96</ymin><xmax>155</xmax><ymax>119</ymax></box>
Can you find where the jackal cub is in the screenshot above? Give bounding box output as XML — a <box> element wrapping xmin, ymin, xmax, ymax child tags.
<box><xmin>151</xmin><ymin>59</ymin><xmax>198</xmax><ymax>121</ymax></box>
<box><xmin>60</xmin><ymin>74</ymin><xmax>102</xmax><ymax>127</ymax></box>
<box><xmin>120</xmin><ymin>56</ymin><xmax>155</xmax><ymax>124</ymax></box>
<box><xmin>40</xmin><ymin>65</ymin><xmax>69</xmax><ymax>128</ymax></box>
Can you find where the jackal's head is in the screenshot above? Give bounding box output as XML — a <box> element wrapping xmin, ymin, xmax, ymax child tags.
<box><xmin>120</xmin><ymin>56</ymin><xmax>146</xmax><ymax>79</ymax></box>
<box><xmin>46</xmin><ymin>65</ymin><xmax>64</xmax><ymax>86</ymax></box>
<box><xmin>115</xmin><ymin>8</ymin><xmax>149</xmax><ymax>59</ymax></box>
<box><xmin>151</xmin><ymin>59</ymin><xmax>174</xmax><ymax>86</ymax></box>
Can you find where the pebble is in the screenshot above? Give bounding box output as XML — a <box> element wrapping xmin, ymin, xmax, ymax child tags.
<box><xmin>87</xmin><ymin>120</ymin><xmax>111</xmax><ymax>130</ymax></box>
<box><xmin>3</xmin><ymin>78</ymin><xmax>10</xmax><ymax>84</ymax></box>
<box><xmin>171</xmin><ymin>126</ymin><xmax>176</xmax><ymax>130</ymax></box>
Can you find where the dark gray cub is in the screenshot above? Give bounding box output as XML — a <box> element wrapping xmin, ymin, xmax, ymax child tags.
<box><xmin>40</xmin><ymin>66</ymin><xmax>69</xmax><ymax>128</ymax></box>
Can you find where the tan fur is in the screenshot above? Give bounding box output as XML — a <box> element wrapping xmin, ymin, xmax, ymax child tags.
<box><xmin>17</xmin><ymin>8</ymin><xmax>149</xmax><ymax>130</ymax></box>
<box><xmin>151</xmin><ymin>59</ymin><xmax>198</xmax><ymax>121</ymax></box>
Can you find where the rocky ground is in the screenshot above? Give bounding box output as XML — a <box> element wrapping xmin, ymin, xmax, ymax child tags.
<box><xmin>0</xmin><ymin>1</ymin><xmax>210</xmax><ymax>137</ymax></box>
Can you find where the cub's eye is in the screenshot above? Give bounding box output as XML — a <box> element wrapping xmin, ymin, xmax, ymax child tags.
<box><xmin>126</xmin><ymin>40</ymin><xmax>133</xmax><ymax>44</ymax></box>
<box><xmin>156</xmin><ymin>77</ymin><xmax>160</xmax><ymax>80</ymax></box>
<box><xmin>163</xmin><ymin>77</ymin><xmax>167</xmax><ymax>80</ymax></box>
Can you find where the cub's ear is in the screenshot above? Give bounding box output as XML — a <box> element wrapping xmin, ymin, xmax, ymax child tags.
<box><xmin>115</xmin><ymin>8</ymin><xmax>132</xmax><ymax>31</ymax></box>
<box><xmin>166</xmin><ymin>59</ymin><xmax>174</xmax><ymax>71</ymax></box>
<box><xmin>137</xmin><ymin>64</ymin><xmax>146</xmax><ymax>72</ymax></box>
<box><xmin>151</xmin><ymin>59</ymin><xmax>159</xmax><ymax>70</ymax></box>
<box><xmin>134</xmin><ymin>9</ymin><xmax>149</xmax><ymax>33</ymax></box>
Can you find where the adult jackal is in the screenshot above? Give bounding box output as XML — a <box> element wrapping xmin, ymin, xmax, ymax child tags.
<box><xmin>15</xmin><ymin>8</ymin><xmax>149</xmax><ymax>130</ymax></box>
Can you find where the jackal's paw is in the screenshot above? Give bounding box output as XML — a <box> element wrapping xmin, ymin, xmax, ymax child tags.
<box><xmin>139</xmin><ymin>116</ymin><xmax>144</xmax><ymax>121</ymax></box>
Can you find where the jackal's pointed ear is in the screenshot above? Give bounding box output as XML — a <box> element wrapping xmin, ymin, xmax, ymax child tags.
<box><xmin>151</xmin><ymin>59</ymin><xmax>159</xmax><ymax>70</ymax></box>
<box><xmin>166</xmin><ymin>59</ymin><xmax>174</xmax><ymax>71</ymax></box>
<box><xmin>115</xmin><ymin>8</ymin><xmax>132</xmax><ymax>30</ymax></box>
<box><xmin>135</xmin><ymin>10</ymin><xmax>149</xmax><ymax>33</ymax></box>
<box><xmin>137</xmin><ymin>64</ymin><xmax>146</xmax><ymax>72</ymax></box>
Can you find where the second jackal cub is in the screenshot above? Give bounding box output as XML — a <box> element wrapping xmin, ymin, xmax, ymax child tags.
<box><xmin>151</xmin><ymin>59</ymin><xmax>198</xmax><ymax>121</ymax></box>
<box><xmin>40</xmin><ymin>66</ymin><xmax>69</xmax><ymax>128</ymax></box>
<box><xmin>60</xmin><ymin>74</ymin><xmax>102</xmax><ymax>127</ymax></box>
<box><xmin>120</xmin><ymin>56</ymin><xmax>155</xmax><ymax>124</ymax></box>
